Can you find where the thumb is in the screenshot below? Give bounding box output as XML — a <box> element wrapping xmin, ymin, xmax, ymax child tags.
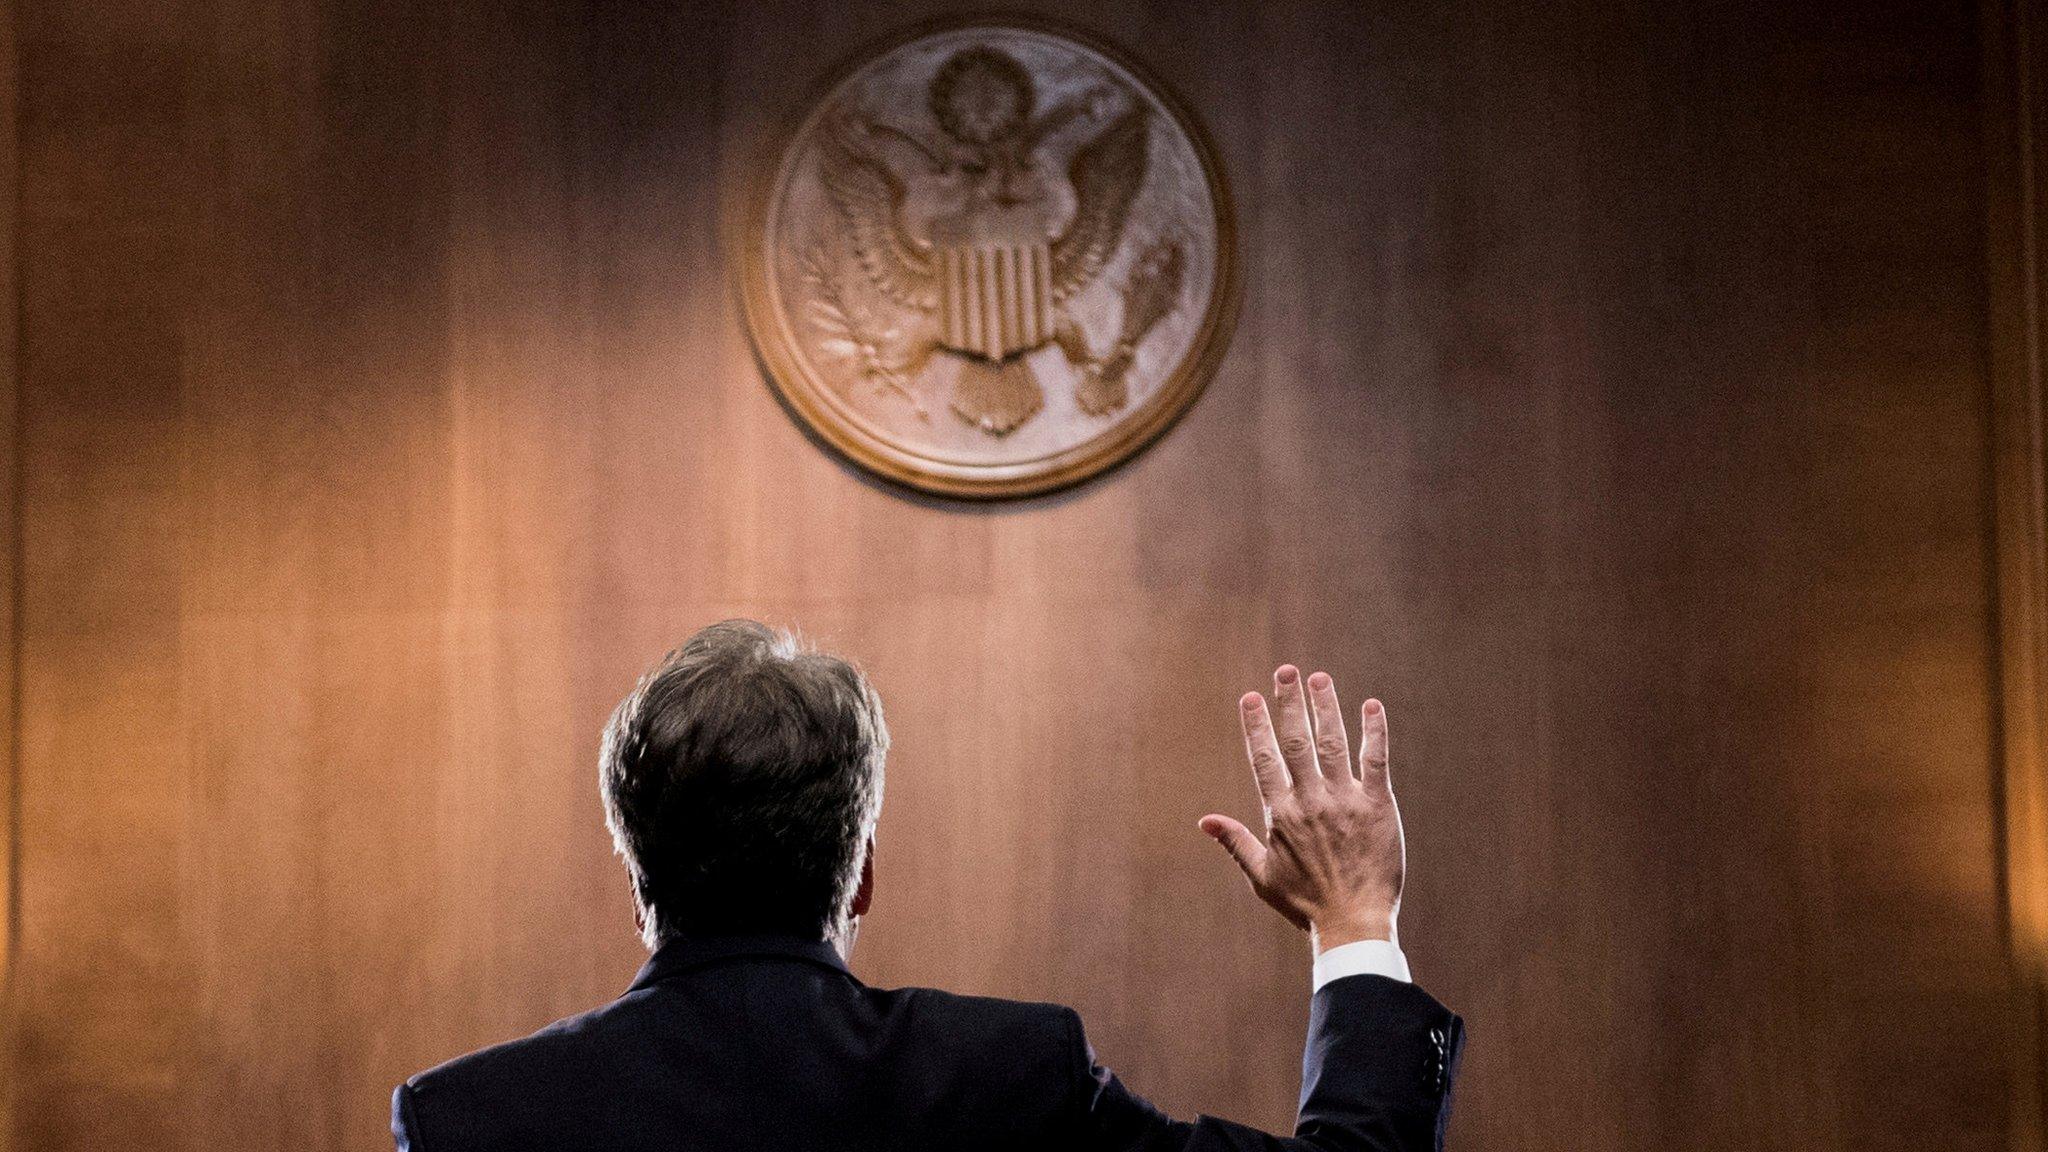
<box><xmin>1198</xmin><ymin>814</ymin><xmax>1266</xmax><ymax>877</ymax></box>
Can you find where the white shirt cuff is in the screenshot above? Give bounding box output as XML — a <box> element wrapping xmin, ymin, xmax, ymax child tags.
<box><xmin>1312</xmin><ymin>938</ymin><xmax>1411</xmax><ymax>992</ymax></box>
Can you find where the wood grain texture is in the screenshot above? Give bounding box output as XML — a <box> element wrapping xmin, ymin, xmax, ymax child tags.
<box><xmin>0</xmin><ymin>0</ymin><xmax>16</xmax><ymax>1145</ymax></box>
<box><xmin>1985</xmin><ymin>0</ymin><xmax>2048</xmax><ymax>1144</ymax></box>
<box><xmin>0</xmin><ymin>1</ymin><xmax>2030</xmax><ymax>1150</ymax></box>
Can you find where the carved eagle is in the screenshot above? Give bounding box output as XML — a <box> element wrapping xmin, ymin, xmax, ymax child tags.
<box><xmin>816</xmin><ymin>103</ymin><xmax>1151</xmax><ymax>322</ymax></box>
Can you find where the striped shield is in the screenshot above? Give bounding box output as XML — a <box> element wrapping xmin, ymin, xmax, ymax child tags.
<box><xmin>938</xmin><ymin>240</ymin><xmax>1054</xmax><ymax>361</ymax></box>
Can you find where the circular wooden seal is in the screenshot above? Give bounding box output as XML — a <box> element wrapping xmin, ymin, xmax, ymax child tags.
<box><xmin>740</xmin><ymin>19</ymin><xmax>1238</xmax><ymax>498</ymax></box>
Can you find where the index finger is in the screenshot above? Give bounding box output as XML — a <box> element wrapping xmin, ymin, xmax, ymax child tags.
<box><xmin>1239</xmin><ymin>691</ymin><xmax>1290</xmax><ymax>804</ymax></box>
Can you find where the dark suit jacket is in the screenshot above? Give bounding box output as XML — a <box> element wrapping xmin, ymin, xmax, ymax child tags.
<box><xmin>393</xmin><ymin>933</ymin><xmax>1463</xmax><ymax>1151</ymax></box>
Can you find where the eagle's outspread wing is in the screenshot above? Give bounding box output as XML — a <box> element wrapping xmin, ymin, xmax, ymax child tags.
<box><xmin>818</xmin><ymin>117</ymin><xmax>938</xmax><ymax>313</ymax></box>
<box><xmin>1050</xmin><ymin>106</ymin><xmax>1149</xmax><ymax>303</ymax></box>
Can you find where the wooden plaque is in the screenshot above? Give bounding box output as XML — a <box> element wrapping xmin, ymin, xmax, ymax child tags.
<box><xmin>740</xmin><ymin>19</ymin><xmax>1238</xmax><ymax>498</ymax></box>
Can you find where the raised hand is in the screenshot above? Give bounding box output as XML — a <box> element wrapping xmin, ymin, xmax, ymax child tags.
<box><xmin>1199</xmin><ymin>666</ymin><xmax>1406</xmax><ymax>952</ymax></box>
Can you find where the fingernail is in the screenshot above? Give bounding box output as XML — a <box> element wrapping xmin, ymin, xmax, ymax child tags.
<box><xmin>1240</xmin><ymin>692</ymin><xmax>1262</xmax><ymax>711</ymax></box>
<box><xmin>1276</xmin><ymin>666</ymin><xmax>1298</xmax><ymax>685</ymax></box>
<box><xmin>1308</xmin><ymin>671</ymin><xmax>1331</xmax><ymax>690</ymax></box>
<box><xmin>1365</xmin><ymin>699</ymin><xmax>1383</xmax><ymax>714</ymax></box>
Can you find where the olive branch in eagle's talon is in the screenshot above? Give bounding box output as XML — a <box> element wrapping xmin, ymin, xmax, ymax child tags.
<box><xmin>801</xmin><ymin>244</ymin><xmax>931</xmax><ymax>421</ymax></box>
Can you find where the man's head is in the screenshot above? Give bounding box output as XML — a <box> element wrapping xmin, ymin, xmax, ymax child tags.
<box><xmin>600</xmin><ymin>620</ymin><xmax>888</xmax><ymax>948</ymax></box>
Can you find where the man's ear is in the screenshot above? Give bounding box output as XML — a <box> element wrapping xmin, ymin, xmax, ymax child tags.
<box><xmin>851</xmin><ymin>837</ymin><xmax>876</xmax><ymax>918</ymax></box>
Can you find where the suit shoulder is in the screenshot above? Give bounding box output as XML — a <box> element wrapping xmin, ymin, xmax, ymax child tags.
<box><xmin>398</xmin><ymin>997</ymin><xmax>657</xmax><ymax>1149</ymax></box>
<box><xmin>878</xmin><ymin>984</ymin><xmax>1078</xmax><ymax>1038</ymax></box>
<box><xmin>403</xmin><ymin>996</ymin><xmax>629</xmax><ymax>1101</ymax></box>
<box><xmin>862</xmin><ymin>986</ymin><xmax>1085</xmax><ymax>1129</ymax></box>
<box><xmin>869</xmin><ymin>984</ymin><xmax>1084</xmax><ymax>1080</ymax></box>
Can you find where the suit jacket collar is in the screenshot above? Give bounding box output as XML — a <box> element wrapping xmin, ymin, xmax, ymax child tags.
<box><xmin>628</xmin><ymin>932</ymin><xmax>853</xmax><ymax>992</ymax></box>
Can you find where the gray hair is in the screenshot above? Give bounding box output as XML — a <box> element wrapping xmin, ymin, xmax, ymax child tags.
<box><xmin>600</xmin><ymin>620</ymin><xmax>888</xmax><ymax>947</ymax></box>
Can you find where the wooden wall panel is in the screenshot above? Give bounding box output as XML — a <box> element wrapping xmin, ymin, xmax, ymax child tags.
<box><xmin>1985</xmin><ymin>0</ymin><xmax>2048</xmax><ymax>1143</ymax></box>
<box><xmin>0</xmin><ymin>0</ymin><xmax>16</xmax><ymax>1145</ymax></box>
<box><xmin>0</xmin><ymin>1</ymin><xmax>2031</xmax><ymax>1150</ymax></box>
